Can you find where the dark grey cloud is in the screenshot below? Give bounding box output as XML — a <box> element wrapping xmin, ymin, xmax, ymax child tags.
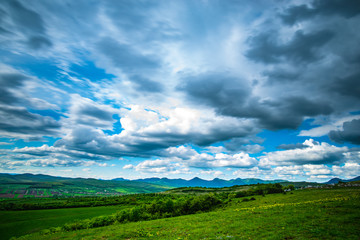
<box><xmin>277</xmin><ymin>142</ymin><xmax>312</xmax><ymax>150</ymax></box>
<box><xmin>330</xmin><ymin>71</ymin><xmax>360</xmax><ymax>100</ymax></box>
<box><xmin>0</xmin><ymin>70</ymin><xmax>62</xmax><ymax>139</ymax></box>
<box><xmin>66</xmin><ymin>95</ymin><xmax>117</xmax><ymax>129</ymax></box>
<box><xmin>54</xmin><ymin>127</ymin><xmax>144</xmax><ymax>158</ymax></box>
<box><xmin>280</xmin><ymin>0</ymin><xmax>360</xmax><ymax>26</ymax></box>
<box><xmin>4</xmin><ymin>0</ymin><xmax>44</xmax><ymax>33</ymax></box>
<box><xmin>226</xmin><ymin>144</ymin><xmax>264</xmax><ymax>154</ymax></box>
<box><xmin>0</xmin><ymin>69</ymin><xmax>62</xmax><ymax>112</ymax></box>
<box><xmin>145</xmin><ymin>123</ymin><xmax>258</xmax><ymax>147</ymax></box>
<box><xmin>97</xmin><ymin>38</ymin><xmax>160</xmax><ymax>74</ymax></box>
<box><xmin>27</xmin><ymin>35</ymin><xmax>52</xmax><ymax>49</ymax></box>
<box><xmin>103</xmin><ymin>1</ymin><xmax>157</xmax><ymax>31</ymax></box>
<box><xmin>245</xmin><ymin>0</ymin><xmax>360</xmax><ymax>127</ymax></box>
<box><xmin>282</xmin><ymin>96</ymin><xmax>333</xmax><ymax>117</ymax></box>
<box><xmin>77</xmin><ymin>104</ymin><xmax>113</xmax><ymax>122</ymax></box>
<box><xmin>12</xmin><ymin>145</ymin><xmax>110</xmax><ymax>161</ymax></box>
<box><xmin>178</xmin><ymin>72</ymin><xmax>333</xmax><ymax>130</ymax></box>
<box><xmin>177</xmin><ymin>72</ymin><xmax>250</xmax><ymax>111</ymax></box>
<box><xmin>0</xmin><ymin>105</ymin><xmax>60</xmax><ymax>137</ymax></box>
<box><xmin>130</xmin><ymin>75</ymin><xmax>163</xmax><ymax>93</ymax></box>
<box><xmin>257</xmin><ymin>97</ymin><xmax>333</xmax><ymax>130</ymax></box>
<box><xmin>224</xmin><ymin>136</ymin><xmax>264</xmax><ymax>152</ymax></box>
<box><xmin>0</xmin><ymin>73</ymin><xmax>26</xmax><ymax>104</ymax></box>
<box><xmin>54</xmin><ymin>128</ymin><xmax>115</xmax><ymax>155</ymax></box>
<box><xmin>280</xmin><ymin>4</ymin><xmax>315</xmax><ymax>26</ymax></box>
<box><xmin>329</xmin><ymin>119</ymin><xmax>360</xmax><ymax>145</ymax></box>
<box><xmin>262</xmin><ymin>68</ymin><xmax>300</xmax><ymax>84</ymax></box>
<box><xmin>0</xmin><ymin>0</ymin><xmax>52</xmax><ymax>50</ymax></box>
<box><xmin>246</xmin><ymin>29</ymin><xmax>334</xmax><ymax>64</ymax></box>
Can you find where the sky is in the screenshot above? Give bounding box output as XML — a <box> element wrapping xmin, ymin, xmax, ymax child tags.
<box><xmin>0</xmin><ymin>0</ymin><xmax>360</xmax><ymax>182</ymax></box>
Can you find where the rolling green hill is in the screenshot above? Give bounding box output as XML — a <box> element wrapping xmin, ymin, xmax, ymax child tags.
<box><xmin>0</xmin><ymin>173</ymin><xmax>172</xmax><ymax>198</ymax></box>
<box><xmin>13</xmin><ymin>187</ymin><xmax>360</xmax><ymax>240</ymax></box>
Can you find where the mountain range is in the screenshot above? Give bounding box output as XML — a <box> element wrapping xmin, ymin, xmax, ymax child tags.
<box><xmin>1</xmin><ymin>173</ymin><xmax>360</xmax><ymax>190</ymax></box>
<box><xmin>113</xmin><ymin>177</ymin><xmax>286</xmax><ymax>188</ymax></box>
<box><xmin>324</xmin><ymin>176</ymin><xmax>360</xmax><ymax>184</ymax></box>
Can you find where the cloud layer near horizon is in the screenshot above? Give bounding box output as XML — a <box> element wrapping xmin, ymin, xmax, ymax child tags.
<box><xmin>0</xmin><ymin>0</ymin><xmax>359</xmax><ymax>181</ymax></box>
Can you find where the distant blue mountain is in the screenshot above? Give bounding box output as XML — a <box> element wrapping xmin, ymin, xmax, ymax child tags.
<box><xmin>111</xmin><ymin>177</ymin><xmax>129</xmax><ymax>182</ymax></box>
<box><xmin>0</xmin><ymin>173</ymin><xmax>72</xmax><ymax>182</ymax></box>
<box><xmin>325</xmin><ymin>178</ymin><xmax>342</xmax><ymax>184</ymax></box>
<box><xmin>113</xmin><ymin>177</ymin><xmax>286</xmax><ymax>188</ymax></box>
<box><xmin>6</xmin><ymin>172</ymin><xmax>359</xmax><ymax>189</ymax></box>
<box><xmin>325</xmin><ymin>176</ymin><xmax>360</xmax><ymax>184</ymax></box>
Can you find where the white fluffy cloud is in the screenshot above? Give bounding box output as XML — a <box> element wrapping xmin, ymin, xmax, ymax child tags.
<box><xmin>123</xmin><ymin>164</ymin><xmax>134</xmax><ymax>170</ymax></box>
<box><xmin>259</xmin><ymin>139</ymin><xmax>348</xmax><ymax>167</ymax></box>
<box><xmin>206</xmin><ymin>153</ymin><xmax>257</xmax><ymax>168</ymax></box>
<box><xmin>0</xmin><ymin>158</ymin><xmax>104</xmax><ymax>169</ymax></box>
<box><xmin>134</xmin><ymin>159</ymin><xmax>174</xmax><ymax>173</ymax></box>
<box><xmin>232</xmin><ymin>163</ymin><xmax>359</xmax><ymax>182</ymax></box>
<box><xmin>332</xmin><ymin>163</ymin><xmax>360</xmax><ymax>179</ymax></box>
<box><xmin>53</xmin><ymin>105</ymin><xmax>259</xmax><ymax>159</ymax></box>
<box><xmin>232</xmin><ymin>167</ymin><xmax>270</xmax><ymax>179</ymax></box>
<box><xmin>131</xmin><ymin>159</ymin><xmax>191</xmax><ymax>175</ymax></box>
<box><xmin>200</xmin><ymin>170</ymin><xmax>224</xmax><ymax>178</ymax></box>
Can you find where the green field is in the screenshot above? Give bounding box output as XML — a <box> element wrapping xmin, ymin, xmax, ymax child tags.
<box><xmin>0</xmin><ymin>205</ymin><xmax>133</xmax><ymax>240</ymax></box>
<box><xmin>8</xmin><ymin>187</ymin><xmax>360</xmax><ymax>240</ymax></box>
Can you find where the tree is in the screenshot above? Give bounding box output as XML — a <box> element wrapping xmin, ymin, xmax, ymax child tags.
<box><xmin>285</xmin><ymin>184</ymin><xmax>295</xmax><ymax>191</ymax></box>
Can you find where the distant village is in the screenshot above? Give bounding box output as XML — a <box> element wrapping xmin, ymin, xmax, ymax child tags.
<box><xmin>300</xmin><ymin>181</ymin><xmax>360</xmax><ymax>189</ymax></box>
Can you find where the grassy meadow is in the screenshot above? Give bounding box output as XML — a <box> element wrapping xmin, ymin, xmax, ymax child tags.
<box><xmin>4</xmin><ymin>186</ymin><xmax>359</xmax><ymax>240</ymax></box>
<box><xmin>0</xmin><ymin>205</ymin><xmax>131</xmax><ymax>240</ymax></box>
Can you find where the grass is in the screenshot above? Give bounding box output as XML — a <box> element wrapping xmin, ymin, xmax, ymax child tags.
<box><xmin>0</xmin><ymin>205</ymin><xmax>132</xmax><ymax>240</ymax></box>
<box><xmin>13</xmin><ymin>187</ymin><xmax>360</xmax><ymax>240</ymax></box>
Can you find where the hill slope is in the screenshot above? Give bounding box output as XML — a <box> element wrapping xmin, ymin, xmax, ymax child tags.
<box><xmin>15</xmin><ymin>188</ymin><xmax>360</xmax><ymax>240</ymax></box>
<box><xmin>0</xmin><ymin>173</ymin><xmax>171</xmax><ymax>196</ymax></box>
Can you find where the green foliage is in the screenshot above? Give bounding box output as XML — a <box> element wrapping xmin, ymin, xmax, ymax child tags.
<box><xmin>0</xmin><ymin>193</ymin><xmax>162</xmax><ymax>211</ymax></box>
<box><xmin>241</xmin><ymin>197</ymin><xmax>256</xmax><ymax>202</ymax></box>
<box><xmin>251</xmin><ymin>183</ymin><xmax>284</xmax><ymax>195</ymax></box>
<box><xmin>53</xmin><ymin>193</ymin><xmax>224</xmax><ymax>233</ymax></box>
<box><xmin>284</xmin><ymin>184</ymin><xmax>295</xmax><ymax>191</ymax></box>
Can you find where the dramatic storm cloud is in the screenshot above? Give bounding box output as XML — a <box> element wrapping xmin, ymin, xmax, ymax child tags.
<box><xmin>0</xmin><ymin>0</ymin><xmax>359</xmax><ymax>181</ymax></box>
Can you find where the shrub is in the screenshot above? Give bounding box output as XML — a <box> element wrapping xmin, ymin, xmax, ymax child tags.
<box><xmin>235</xmin><ymin>191</ymin><xmax>247</xmax><ymax>198</ymax></box>
<box><xmin>88</xmin><ymin>216</ymin><xmax>114</xmax><ymax>228</ymax></box>
<box><xmin>114</xmin><ymin>210</ymin><xmax>130</xmax><ymax>223</ymax></box>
